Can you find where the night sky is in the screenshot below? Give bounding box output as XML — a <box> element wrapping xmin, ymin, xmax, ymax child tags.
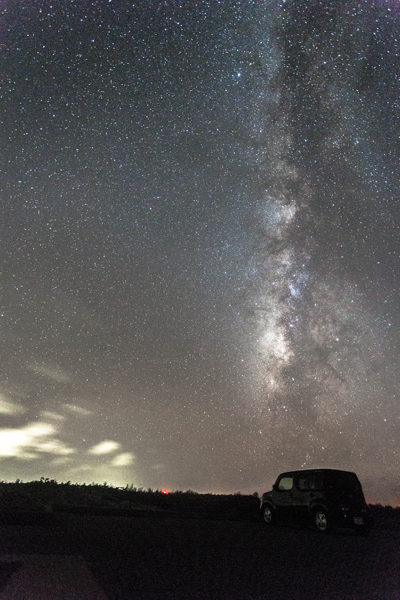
<box><xmin>1</xmin><ymin>0</ymin><xmax>399</xmax><ymax>504</ymax></box>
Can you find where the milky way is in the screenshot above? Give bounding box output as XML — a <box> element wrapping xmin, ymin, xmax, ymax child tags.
<box><xmin>1</xmin><ymin>1</ymin><xmax>399</xmax><ymax>504</ymax></box>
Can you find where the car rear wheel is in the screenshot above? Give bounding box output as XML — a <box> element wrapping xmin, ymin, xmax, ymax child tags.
<box><xmin>263</xmin><ymin>505</ymin><xmax>275</xmax><ymax>525</ymax></box>
<box><xmin>314</xmin><ymin>509</ymin><xmax>329</xmax><ymax>532</ymax></box>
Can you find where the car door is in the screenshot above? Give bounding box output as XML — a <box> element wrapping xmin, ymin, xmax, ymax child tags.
<box><xmin>293</xmin><ymin>472</ymin><xmax>313</xmax><ymax>523</ymax></box>
<box><xmin>272</xmin><ymin>474</ymin><xmax>295</xmax><ymax>522</ymax></box>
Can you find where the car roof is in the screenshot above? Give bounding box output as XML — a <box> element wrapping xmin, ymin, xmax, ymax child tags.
<box><xmin>277</xmin><ymin>469</ymin><xmax>357</xmax><ymax>478</ymax></box>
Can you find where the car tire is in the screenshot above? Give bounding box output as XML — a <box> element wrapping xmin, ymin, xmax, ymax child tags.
<box><xmin>313</xmin><ymin>509</ymin><xmax>330</xmax><ymax>533</ymax></box>
<box><xmin>262</xmin><ymin>504</ymin><xmax>275</xmax><ymax>525</ymax></box>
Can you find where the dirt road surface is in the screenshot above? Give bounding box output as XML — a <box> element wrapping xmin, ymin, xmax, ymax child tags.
<box><xmin>0</xmin><ymin>513</ymin><xmax>399</xmax><ymax>599</ymax></box>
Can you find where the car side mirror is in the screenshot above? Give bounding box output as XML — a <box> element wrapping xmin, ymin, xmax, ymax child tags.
<box><xmin>273</xmin><ymin>484</ymin><xmax>278</xmax><ymax>491</ymax></box>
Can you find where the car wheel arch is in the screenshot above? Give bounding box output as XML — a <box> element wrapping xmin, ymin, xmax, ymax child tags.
<box><xmin>261</xmin><ymin>502</ymin><xmax>275</xmax><ymax>524</ymax></box>
<box><xmin>261</xmin><ymin>501</ymin><xmax>275</xmax><ymax>513</ymax></box>
<box><xmin>310</xmin><ymin>502</ymin><xmax>329</xmax><ymax>515</ymax></box>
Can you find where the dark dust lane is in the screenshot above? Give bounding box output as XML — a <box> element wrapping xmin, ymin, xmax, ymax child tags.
<box><xmin>0</xmin><ymin>515</ymin><xmax>399</xmax><ymax>599</ymax></box>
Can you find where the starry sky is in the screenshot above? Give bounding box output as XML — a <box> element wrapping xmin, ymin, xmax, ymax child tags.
<box><xmin>1</xmin><ymin>0</ymin><xmax>399</xmax><ymax>504</ymax></box>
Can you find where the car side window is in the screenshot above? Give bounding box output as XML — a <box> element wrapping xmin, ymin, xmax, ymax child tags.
<box><xmin>278</xmin><ymin>476</ymin><xmax>293</xmax><ymax>491</ymax></box>
<box><xmin>311</xmin><ymin>473</ymin><xmax>323</xmax><ymax>490</ymax></box>
<box><xmin>297</xmin><ymin>475</ymin><xmax>310</xmax><ymax>490</ymax></box>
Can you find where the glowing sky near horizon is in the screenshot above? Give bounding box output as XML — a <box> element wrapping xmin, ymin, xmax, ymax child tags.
<box><xmin>1</xmin><ymin>0</ymin><xmax>399</xmax><ymax>504</ymax></box>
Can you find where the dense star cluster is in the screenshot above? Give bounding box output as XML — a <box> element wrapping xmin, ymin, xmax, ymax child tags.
<box><xmin>1</xmin><ymin>0</ymin><xmax>399</xmax><ymax>504</ymax></box>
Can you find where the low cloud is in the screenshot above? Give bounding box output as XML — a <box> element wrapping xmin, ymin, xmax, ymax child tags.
<box><xmin>0</xmin><ymin>421</ymin><xmax>76</xmax><ymax>460</ymax></box>
<box><xmin>151</xmin><ymin>463</ymin><xmax>165</xmax><ymax>472</ymax></box>
<box><xmin>35</xmin><ymin>439</ymin><xmax>75</xmax><ymax>456</ymax></box>
<box><xmin>50</xmin><ymin>456</ymin><xmax>74</xmax><ymax>466</ymax></box>
<box><xmin>0</xmin><ymin>422</ymin><xmax>55</xmax><ymax>460</ymax></box>
<box><xmin>0</xmin><ymin>393</ymin><xmax>25</xmax><ymax>415</ymax></box>
<box><xmin>110</xmin><ymin>452</ymin><xmax>135</xmax><ymax>467</ymax></box>
<box><xmin>64</xmin><ymin>403</ymin><xmax>92</xmax><ymax>416</ymax></box>
<box><xmin>89</xmin><ymin>440</ymin><xmax>121</xmax><ymax>455</ymax></box>
<box><xmin>40</xmin><ymin>411</ymin><xmax>66</xmax><ymax>422</ymax></box>
<box><xmin>27</xmin><ymin>363</ymin><xmax>71</xmax><ymax>384</ymax></box>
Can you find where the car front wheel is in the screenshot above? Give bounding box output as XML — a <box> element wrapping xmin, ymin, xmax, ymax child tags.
<box><xmin>262</xmin><ymin>505</ymin><xmax>275</xmax><ymax>525</ymax></box>
<box><xmin>314</xmin><ymin>509</ymin><xmax>330</xmax><ymax>532</ymax></box>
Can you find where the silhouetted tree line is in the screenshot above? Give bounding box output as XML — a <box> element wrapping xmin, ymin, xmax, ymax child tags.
<box><xmin>0</xmin><ymin>480</ymin><xmax>398</xmax><ymax>523</ymax></box>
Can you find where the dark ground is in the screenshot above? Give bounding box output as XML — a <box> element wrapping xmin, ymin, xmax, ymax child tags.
<box><xmin>0</xmin><ymin>511</ymin><xmax>399</xmax><ymax>599</ymax></box>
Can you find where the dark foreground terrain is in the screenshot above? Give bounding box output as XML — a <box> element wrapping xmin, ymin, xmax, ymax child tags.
<box><xmin>0</xmin><ymin>510</ymin><xmax>399</xmax><ymax>600</ymax></box>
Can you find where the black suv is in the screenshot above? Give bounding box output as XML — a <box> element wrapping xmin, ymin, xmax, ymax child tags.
<box><xmin>260</xmin><ymin>469</ymin><xmax>373</xmax><ymax>534</ymax></box>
